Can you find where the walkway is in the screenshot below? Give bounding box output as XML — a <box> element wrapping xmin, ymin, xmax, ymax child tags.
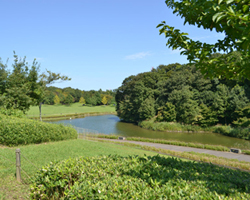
<box><xmin>97</xmin><ymin>138</ymin><xmax>250</xmax><ymax>162</ymax></box>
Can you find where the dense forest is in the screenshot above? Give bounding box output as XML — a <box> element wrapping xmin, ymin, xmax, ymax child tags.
<box><xmin>116</xmin><ymin>63</ymin><xmax>250</xmax><ymax>128</ymax></box>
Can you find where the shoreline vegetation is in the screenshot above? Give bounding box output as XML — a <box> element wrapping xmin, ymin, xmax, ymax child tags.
<box><xmin>28</xmin><ymin>111</ymin><xmax>117</xmax><ymax>121</ymax></box>
<box><xmin>86</xmin><ymin>134</ymin><xmax>250</xmax><ymax>155</ymax></box>
<box><xmin>139</xmin><ymin>119</ymin><xmax>250</xmax><ymax>141</ymax></box>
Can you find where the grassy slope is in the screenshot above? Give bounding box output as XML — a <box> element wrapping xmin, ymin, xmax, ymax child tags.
<box><xmin>0</xmin><ymin>139</ymin><xmax>159</xmax><ymax>200</ymax></box>
<box><xmin>27</xmin><ymin>103</ymin><xmax>116</xmax><ymax>117</ymax></box>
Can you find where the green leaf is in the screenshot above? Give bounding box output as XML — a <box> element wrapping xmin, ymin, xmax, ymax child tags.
<box><xmin>228</xmin><ymin>6</ymin><xmax>235</xmax><ymax>15</ymax></box>
<box><xmin>218</xmin><ymin>0</ymin><xmax>223</xmax><ymax>5</ymax></box>
<box><xmin>243</xmin><ymin>5</ymin><xmax>249</xmax><ymax>13</ymax></box>
<box><xmin>226</xmin><ymin>0</ymin><xmax>234</xmax><ymax>4</ymax></box>
<box><xmin>212</xmin><ymin>12</ymin><xmax>222</xmax><ymax>22</ymax></box>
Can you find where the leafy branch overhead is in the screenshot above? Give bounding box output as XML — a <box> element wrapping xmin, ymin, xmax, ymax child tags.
<box><xmin>157</xmin><ymin>0</ymin><xmax>250</xmax><ymax>80</ymax></box>
<box><xmin>40</xmin><ymin>70</ymin><xmax>71</xmax><ymax>85</ymax></box>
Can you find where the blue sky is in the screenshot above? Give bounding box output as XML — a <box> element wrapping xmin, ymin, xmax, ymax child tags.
<box><xmin>1</xmin><ymin>0</ymin><xmax>224</xmax><ymax>91</ymax></box>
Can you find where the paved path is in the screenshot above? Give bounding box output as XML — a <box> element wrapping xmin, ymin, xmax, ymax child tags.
<box><xmin>97</xmin><ymin>138</ymin><xmax>250</xmax><ymax>162</ymax></box>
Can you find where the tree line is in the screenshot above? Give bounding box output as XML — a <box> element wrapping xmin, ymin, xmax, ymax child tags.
<box><xmin>116</xmin><ymin>63</ymin><xmax>250</xmax><ymax>128</ymax></box>
<box><xmin>0</xmin><ymin>54</ymin><xmax>116</xmax><ymax>115</ymax></box>
<box><xmin>44</xmin><ymin>86</ymin><xmax>116</xmax><ymax>106</ymax></box>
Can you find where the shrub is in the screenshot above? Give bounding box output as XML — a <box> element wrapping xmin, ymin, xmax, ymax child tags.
<box><xmin>213</xmin><ymin>125</ymin><xmax>232</xmax><ymax>135</ymax></box>
<box><xmin>30</xmin><ymin>155</ymin><xmax>250</xmax><ymax>199</ymax></box>
<box><xmin>0</xmin><ymin>114</ymin><xmax>77</xmax><ymax>146</ymax></box>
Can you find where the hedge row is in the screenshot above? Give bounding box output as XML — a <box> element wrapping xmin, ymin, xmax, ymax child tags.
<box><xmin>30</xmin><ymin>155</ymin><xmax>250</xmax><ymax>199</ymax></box>
<box><xmin>0</xmin><ymin>114</ymin><xmax>77</xmax><ymax>146</ymax></box>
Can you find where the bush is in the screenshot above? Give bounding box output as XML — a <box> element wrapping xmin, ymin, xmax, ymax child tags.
<box><xmin>214</xmin><ymin>125</ymin><xmax>250</xmax><ymax>140</ymax></box>
<box><xmin>30</xmin><ymin>155</ymin><xmax>250</xmax><ymax>199</ymax></box>
<box><xmin>0</xmin><ymin>114</ymin><xmax>77</xmax><ymax>146</ymax></box>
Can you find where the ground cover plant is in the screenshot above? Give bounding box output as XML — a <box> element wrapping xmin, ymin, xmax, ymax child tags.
<box><xmin>0</xmin><ymin>139</ymin><xmax>160</xmax><ymax>199</ymax></box>
<box><xmin>31</xmin><ymin>154</ymin><xmax>250</xmax><ymax>199</ymax></box>
<box><xmin>0</xmin><ymin>114</ymin><xmax>77</xmax><ymax>146</ymax></box>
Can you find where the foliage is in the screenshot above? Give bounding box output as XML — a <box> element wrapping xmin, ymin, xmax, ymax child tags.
<box><xmin>116</xmin><ymin>64</ymin><xmax>250</xmax><ymax>128</ymax></box>
<box><xmin>214</xmin><ymin>125</ymin><xmax>250</xmax><ymax>140</ymax></box>
<box><xmin>156</xmin><ymin>102</ymin><xmax>176</xmax><ymax>122</ymax></box>
<box><xmin>0</xmin><ymin>114</ymin><xmax>77</xmax><ymax>146</ymax></box>
<box><xmin>138</xmin><ymin>97</ymin><xmax>155</xmax><ymax>120</ymax></box>
<box><xmin>30</xmin><ymin>155</ymin><xmax>250</xmax><ymax>199</ymax></box>
<box><xmin>0</xmin><ymin>107</ymin><xmax>25</xmax><ymax>118</ymax></box>
<box><xmin>157</xmin><ymin>0</ymin><xmax>250</xmax><ymax>80</ymax></box>
<box><xmin>116</xmin><ymin>72</ymin><xmax>160</xmax><ymax>122</ymax></box>
<box><xmin>79</xmin><ymin>96</ymin><xmax>86</xmax><ymax>104</ymax></box>
<box><xmin>0</xmin><ymin>54</ymin><xmax>40</xmax><ymax>112</ymax></box>
<box><xmin>101</xmin><ymin>96</ymin><xmax>108</xmax><ymax>105</ymax></box>
<box><xmin>53</xmin><ymin>95</ymin><xmax>60</xmax><ymax>105</ymax></box>
<box><xmin>64</xmin><ymin>94</ymin><xmax>74</xmax><ymax>105</ymax></box>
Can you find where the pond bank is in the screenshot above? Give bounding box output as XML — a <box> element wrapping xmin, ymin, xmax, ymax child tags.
<box><xmin>139</xmin><ymin>120</ymin><xmax>250</xmax><ymax>141</ymax></box>
<box><xmin>93</xmin><ymin>138</ymin><xmax>250</xmax><ymax>163</ymax></box>
<box><xmin>29</xmin><ymin>111</ymin><xmax>117</xmax><ymax>121</ymax></box>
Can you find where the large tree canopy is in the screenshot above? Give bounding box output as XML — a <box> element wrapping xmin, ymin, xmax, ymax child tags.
<box><xmin>157</xmin><ymin>0</ymin><xmax>250</xmax><ymax>80</ymax></box>
<box><xmin>116</xmin><ymin>63</ymin><xmax>250</xmax><ymax>126</ymax></box>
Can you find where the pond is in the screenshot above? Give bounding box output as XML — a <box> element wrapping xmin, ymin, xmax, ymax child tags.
<box><xmin>53</xmin><ymin>114</ymin><xmax>250</xmax><ymax>149</ymax></box>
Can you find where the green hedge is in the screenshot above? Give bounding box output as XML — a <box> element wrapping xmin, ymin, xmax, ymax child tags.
<box><xmin>30</xmin><ymin>155</ymin><xmax>250</xmax><ymax>199</ymax></box>
<box><xmin>0</xmin><ymin>114</ymin><xmax>77</xmax><ymax>146</ymax></box>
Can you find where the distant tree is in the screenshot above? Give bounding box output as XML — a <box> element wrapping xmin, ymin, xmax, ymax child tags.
<box><xmin>101</xmin><ymin>96</ymin><xmax>108</xmax><ymax>105</ymax></box>
<box><xmin>156</xmin><ymin>102</ymin><xmax>176</xmax><ymax>122</ymax></box>
<box><xmin>197</xmin><ymin>104</ymin><xmax>218</xmax><ymax>127</ymax></box>
<box><xmin>138</xmin><ymin>97</ymin><xmax>155</xmax><ymax>120</ymax></box>
<box><xmin>64</xmin><ymin>94</ymin><xmax>74</xmax><ymax>105</ymax></box>
<box><xmin>75</xmin><ymin>89</ymin><xmax>83</xmax><ymax>102</ymax></box>
<box><xmin>58</xmin><ymin>93</ymin><xmax>66</xmax><ymax>104</ymax></box>
<box><xmin>43</xmin><ymin>91</ymin><xmax>55</xmax><ymax>105</ymax></box>
<box><xmin>38</xmin><ymin>70</ymin><xmax>71</xmax><ymax>120</ymax></box>
<box><xmin>54</xmin><ymin>95</ymin><xmax>60</xmax><ymax>105</ymax></box>
<box><xmin>79</xmin><ymin>96</ymin><xmax>86</xmax><ymax>104</ymax></box>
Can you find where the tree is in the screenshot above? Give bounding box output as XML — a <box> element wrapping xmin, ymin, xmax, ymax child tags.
<box><xmin>157</xmin><ymin>0</ymin><xmax>250</xmax><ymax>80</ymax></box>
<box><xmin>64</xmin><ymin>94</ymin><xmax>74</xmax><ymax>105</ymax></box>
<box><xmin>54</xmin><ymin>95</ymin><xmax>60</xmax><ymax>105</ymax></box>
<box><xmin>0</xmin><ymin>54</ymin><xmax>40</xmax><ymax>112</ymax></box>
<box><xmin>79</xmin><ymin>96</ymin><xmax>86</xmax><ymax>104</ymax></box>
<box><xmin>38</xmin><ymin>70</ymin><xmax>71</xmax><ymax>120</ymax></box>
<box><xmin>156</xmin><ymin>102</ymin><xmax>176</xmax><ymax>122</ymax></box>
<box><xmin>101</xmin><ymin>96</ymin><xmax>108</xmax><ymax>105</ymax></box>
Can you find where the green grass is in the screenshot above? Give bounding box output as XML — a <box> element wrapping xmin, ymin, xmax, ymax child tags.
<box><xmin>91</xmin><ymin>138</ymin><xmax>250</xmax><ymax>171</ymax></box>
<box><xmin>26</xmin><ymin>103</ymin><xmax>116</xmax><ymax>117</ymax></box>
<box><xmin>0</xmin><ymin>139</ymin><xmax>159</xmax><ymax>199</ymax></box>
<box><xmin>1</xmin><ymin>139</ymin><xmax>250</xmax><ymax>199</ymax></box>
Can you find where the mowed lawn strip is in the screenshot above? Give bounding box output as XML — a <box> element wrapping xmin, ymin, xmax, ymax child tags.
<box><xmin>0</xmin><ymin>139</ymin><xmax>161</xmax><ymax>199</ymax></box>
<box><xmin>27</xmin><ymin>103</ymin><xmax>116</xmax><ymax>117</ymax></box>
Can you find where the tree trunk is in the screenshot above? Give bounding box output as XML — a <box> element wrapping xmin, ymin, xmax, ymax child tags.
<box><xmin>39</xmin><ymin>102</ymin><xmax>42</xmax><ymax>121</ymax></box>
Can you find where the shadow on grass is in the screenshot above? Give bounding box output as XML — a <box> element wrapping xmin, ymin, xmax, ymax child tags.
<box><xmin>31</xmin><ymin>154</ymin><xmax>250</xmax><ymax>199</ymax></box>
<box><xmin>124</xmin><ymin>155</ymin><xmax>250</xmax><ymax>196</ymax></box>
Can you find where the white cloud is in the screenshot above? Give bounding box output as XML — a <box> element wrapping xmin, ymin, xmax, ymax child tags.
<box><xmin>125</xmin><ymin>52</ymin><xmax>151</xmax><ymax>60</ymax></box>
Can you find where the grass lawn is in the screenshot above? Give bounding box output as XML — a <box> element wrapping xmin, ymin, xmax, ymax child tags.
<box><xmin>1</xmin><ymin>139</ymin><xmax>250</xmax><ymax>199</ymax></box>
<box><xmin>26</xmin><ymin>103</ymin><xmax>116</xmax><ymax>117</ymax></box>
<box><xmin>0</xmin><ymin>139</ymin><xmax>160</xmax><ymax>199</ymax></box>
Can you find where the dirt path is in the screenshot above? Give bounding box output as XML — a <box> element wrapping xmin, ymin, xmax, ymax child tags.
<box><xmin>97</xmin><ymin>138</ymin><xmax>250</xmax><ymax>162</ymax></box>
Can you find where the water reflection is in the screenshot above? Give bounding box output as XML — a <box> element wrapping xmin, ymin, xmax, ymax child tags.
<box><xmin>53</xmin><ymin>114</ymin><xmax>250</xmax><ymax>149</ymax></box>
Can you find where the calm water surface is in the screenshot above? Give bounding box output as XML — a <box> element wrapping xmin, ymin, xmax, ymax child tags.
<box><xmin>53</xmin><ymin>114</ymin><xmax>250</xmax><ymax>149</ymax></box>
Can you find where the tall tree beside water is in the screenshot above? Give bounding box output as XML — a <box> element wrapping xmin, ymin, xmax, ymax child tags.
<box><xmin>116</xmin><ymin>64</ymin><xmax>250</xmax><ymax>126</ymax></box>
